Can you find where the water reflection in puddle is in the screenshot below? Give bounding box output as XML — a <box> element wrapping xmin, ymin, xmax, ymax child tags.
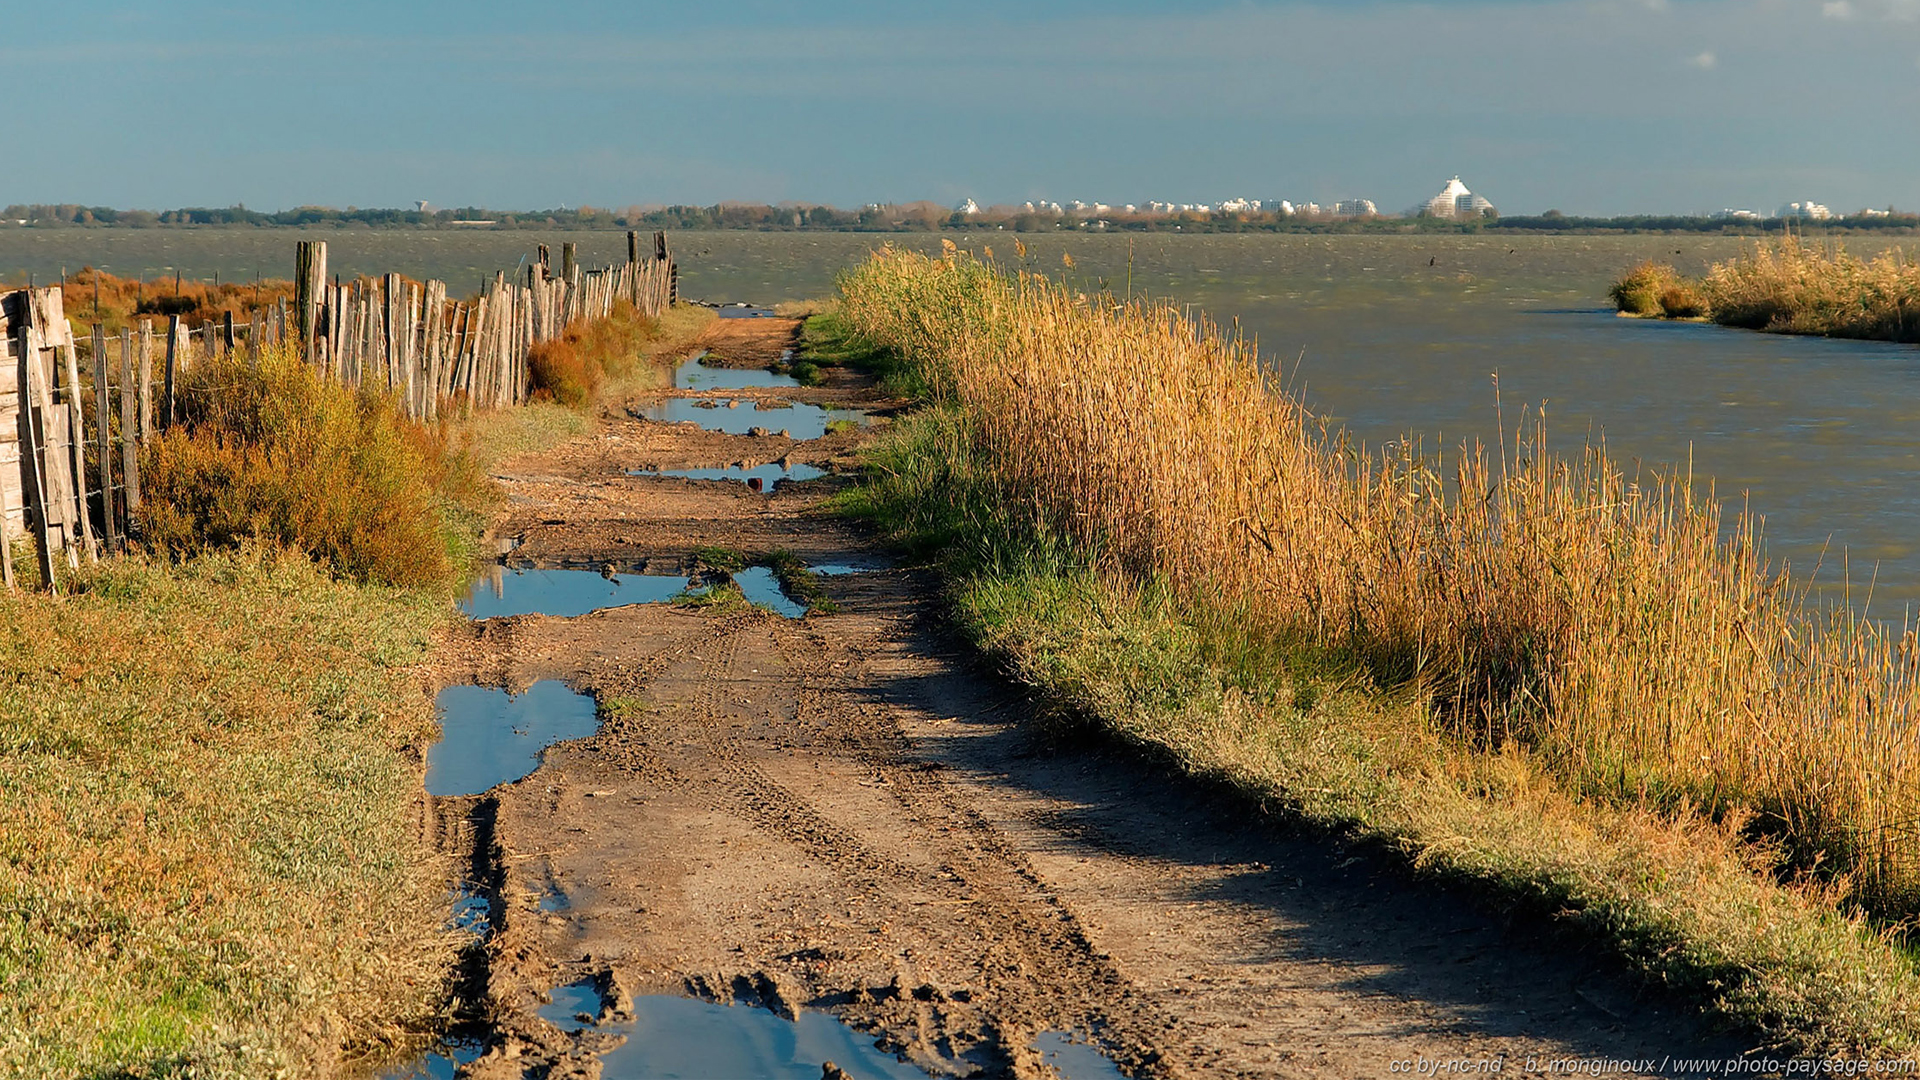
<box><xmin>376</xmin><ymin>1037</ymin><xmax>485</xmax><ymax>1080</ymax></box>
<box><xmin>735</xmin><ymin>566</ymin><xmax>808</xmax><ymax>618</ymax></box>
<box><xmin>1034</xmin><ymin>1032</ymin><xmax>1130</xmax><ymax>1079</ymax></box>
<box><xmin>461</xmin><ymin>569</ymin><xmax>692</xmax><ymax>620</ymax></box>
<box><xmin>428</xmin><ymin>682</ymin><xmax>600</xmax><ymax>797</ymax></box>
<box><xmin>540</xmin><ymin>989</ymin><xmax>927</xmax><ymax>1080</ymax></box>
<box><xmin>641</xmin><ymin>397</ymin><xmax>869</xmax><ymax>439</ymax></box>
<box><xmin>673</xmin><ymin>355</ymin><xmax>797</xmax><ymax>390</ymax></box>
<box><xmin>810</xmin><ymin>563</ymin><xmax>876</xmax><ymax>576</ymax></box>
<box><xmin>630</xmin><ymin>461</ymin><xmax>826</xmax><ymax>491</ymax></box>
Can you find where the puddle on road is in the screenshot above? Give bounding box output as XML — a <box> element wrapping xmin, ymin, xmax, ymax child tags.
<box><xmin>640</xmin><ymin>396</ymin><xmax>870</xmax><ymax>439</ymax></box>
<box><xmin>428</xmin><ymin>682</ymin><xmax>600</xmax><ymax>797</ymax></box>
<box><xmin>672</xmin><ymin>354</ymin><xmax>798</xmax><ymax>390</ymax></box>
<box><xmin>376</xmin><ymin>1037</ymin><xmax>485</xmax><ymax>1080</ymax></box>
<box><xmin>461</xmin><ymin>568</ymin><xmax>692</xmax><ymax>620</ymax></box>
<box><xmin>810</xmin><ymin>563</ymin><xmax>878</xmax><ymax>576</ymax></box>
<box><xmin>630</xmin><ymin>461</ymin><xmax>826</xmax><ymax>492</ymax></box>
<box><xmin>540</xmin><ymin>988</ymin><xmax>927</xmax><ymax>1079</ymax></box>
<box><xmin>735</xmin><ymin>566</ymin><xmax>809</xmax><ymax>618</ymax></box>
<box><xmin>1034</xmin><ymin>1032</ymin><xmax>1131</xmax><ymax>1079</ymax></box>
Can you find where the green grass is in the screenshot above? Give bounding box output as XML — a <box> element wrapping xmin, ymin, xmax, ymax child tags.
<box><xmin>801</xmin><ymin>310</ymin><xmax>922</xmax><ymax>398</ymax></box>
<box><xmin>672</xmin><ymin>580</ymin><xmax>751</xmax><ymax>613</ymax></box>
<box><xmin>689</xmin><ymin>546</ymin><xmax>748</xmax><ymax>575</ymax></box>
<box><xmin>0</xmin><ymin>546</ymin><xmax>458</xmax><ymax>1078</ymax></box>
<box><xmin>762</xmin><ymin>549</ymin><xmax>839</xmax><ymax>615</ymax></box>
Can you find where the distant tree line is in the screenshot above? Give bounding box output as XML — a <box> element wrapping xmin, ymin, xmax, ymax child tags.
<box><xmin>4</xmin><ymin>202</ymin><xmax>1915</xmax><ymax>234</ymax></box>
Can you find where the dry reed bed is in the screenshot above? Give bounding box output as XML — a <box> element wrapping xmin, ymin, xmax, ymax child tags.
<box><xmin>1614</xmin><ymin>238</ymin><xmax>1920</xmax><ymax>342</ymax></box>
<box><xmin>840</xmin><ymin>247</ymin><xmax>1920</xmax><ymax>918</ymax></box>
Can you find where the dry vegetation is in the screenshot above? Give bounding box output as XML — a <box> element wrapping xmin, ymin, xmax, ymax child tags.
<box><xmin>833</xmin><ymin>246</ymin><xmax>1920</xmax><ymax>1053</ymax></box>
<box><xmin>1612</xmin><ymin>238</ymin><xmax>1920</xmax><ymax>340</ymax></box>
<box><xmin>140</xmin><ymin>344</ymin><xmax>492</xmax><ymax>588</ymax></box>
<box><xmin>527</xmin><ymin>299</ymin><xmax>709</xmax><ymax>407</ymax></box>
<box><xmin>0</xmin><ymin>547</ymin><xmax>457</xmax><ymax>1077</ymax></box>
<box><xmin>2</xmin><ymin>288</ymin><xmax>709</xmax><ymax>1075</ymax></box>
<box><xmin>57</xmin><ymin>267</ymin><xmax>298</xmax><ymax>336</ymax></box>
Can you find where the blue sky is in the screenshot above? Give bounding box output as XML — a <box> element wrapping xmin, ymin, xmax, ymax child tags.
<box><xmin>8</xmin><ymin>0</ymin><xmax>1916</xmax><ymax>215</ymax></box>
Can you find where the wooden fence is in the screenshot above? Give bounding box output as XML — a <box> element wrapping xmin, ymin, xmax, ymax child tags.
<box><xmin>2</xmin><ymin>232</ymin><xmax>677</xmax><ymax>591</ymax></box>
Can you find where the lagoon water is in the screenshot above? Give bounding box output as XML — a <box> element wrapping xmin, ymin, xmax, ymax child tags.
<box><xmin>8</xmin><ymin>228</ymin><xmax>1919</xmax><ymax>607</ymax></box>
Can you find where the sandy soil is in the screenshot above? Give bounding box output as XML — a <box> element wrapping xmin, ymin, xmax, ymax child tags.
<box><xmin>434</xmin><ymin>317</ymin><xmax>1745</xmax><ymax>1078</ymax></box>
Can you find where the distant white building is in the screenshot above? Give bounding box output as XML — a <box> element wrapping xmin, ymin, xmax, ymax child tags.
<box><xmin>1334</xmin><ymin>198</ymin><xmax>1378</xmax><ymax>217</ymax></box>
<box><xmin>956</xmin><ymin>198</ymin><xmax>981</xmax><ymax>216</ymax></box>
<box><xmin>1424</xmin><ymin>177</ymin><xmax>1495</xmax><ymax>218</ymax></box>
<box><xmin>1779</xmin><ymin>200</ymin><xmax>1833</xmax><ymax>220</ymax></box>
<box><xmin>1713</xmin><ymin>208</ymin><xmax>1762</xmax><ymax>221</ymax></box>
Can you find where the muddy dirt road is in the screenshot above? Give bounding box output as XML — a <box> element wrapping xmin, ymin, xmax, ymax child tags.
<box><xmin>432</xmin><ymin>316</ymin><xmax>1743</xmax><ymax>1078</ymax></box>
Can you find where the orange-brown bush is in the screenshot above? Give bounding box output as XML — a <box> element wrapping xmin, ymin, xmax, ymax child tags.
<box><xmin>527</xmin><ymin>299</ymin><xmax>657</xmax><ymax>407</ymax></box>
<box><xmin>137</xmin><ymin>344</ymin><xmax>488</xmax><ymax>588</ymax></box>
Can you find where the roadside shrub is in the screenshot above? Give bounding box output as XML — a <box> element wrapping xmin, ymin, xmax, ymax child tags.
<box><xmin>528</xmin><ymin>334</ymin><xmax>599</xmax><ymax>407</ymax></box>
<box><xmin>138</xmin><ymin>344</ymin><xmax>485</xmax><ymax>589</ymax></box>
<box><xmin>528</xmin><ymin>299</ymin><xmax>658</xmax><ymax>407</ymax></box>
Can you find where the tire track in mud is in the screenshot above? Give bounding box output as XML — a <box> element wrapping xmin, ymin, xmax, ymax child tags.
<box><xmin>435</xmin><ymin>315</ymin><xmax>1745</xmax><ymax>1079</ymax></box>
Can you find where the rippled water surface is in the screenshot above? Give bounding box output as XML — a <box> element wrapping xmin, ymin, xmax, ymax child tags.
<box><xmin>10</xmin><ymin>228</ymin><xmax>1919</xmax><ymax>606</ymax></box>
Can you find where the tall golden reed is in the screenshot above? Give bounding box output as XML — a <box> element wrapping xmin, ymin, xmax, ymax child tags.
<box><xmin>841</xmin><ymin>247</ymin><xmax>1920</xmax><ymax>913</ymax></box>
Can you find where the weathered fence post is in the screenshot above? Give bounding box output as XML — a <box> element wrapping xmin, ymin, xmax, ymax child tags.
<box><xmin>137</xmin><ymin>321</ymin><xmax>154</xmax><ymax>443</ymax></box>
<box><xmin>91</xmin><ymin>323</ymin><xmax>116</xmax><ymax>551</ymax></box>
<box><xmin>295</xmin><ymin>240</ymin><xmax>327</xmax><ymax>367</ymax></box>
<box><xmin>14</xmin><ymin>321</ymin><xmax>59</xmax><ymax>590</ymax></box>
<box><xmin>53</xmin><ymin>303</ymin><xmax>97</xmax><ymax>564</ymax></box>
<box><xmin>163</xmin><ymin>315</ymin><xmax>182</xmax><ymax>432</ymax></box>
<box><xmin>654</xmin><ymin>232</ymin><xmax>677</xmax><ymax>304</ymax></box>
<box><xmin>119</xmin><ymin>330</ymin><xmax>138</xmax><ymax>523</ymax></box>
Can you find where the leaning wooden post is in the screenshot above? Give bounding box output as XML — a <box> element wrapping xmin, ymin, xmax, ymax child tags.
<box><xmin>56</xmin><ymin>318</ymin><xmax>97</xmax><ymax>563</ymax></box>
<box><xmin>223</xmin><ymin>310</ymin><xmax>236</xmax><ymax>352</ymax></box>
<box><xmin>162</xmin><ymin>315</ymin><xmax>182</xmax><ymax>432</ymax></box>
<box><xmin>91</xmin><ymin>324</ymin><xmax>116</xmax><ymax>552</ymax></box>
<box><xmin>15</xmin><ymin>324</ymin><xmax>58</xmax><ymax>591</ymax></box>
<box><xmin>294</xmin><ymin>240</ymin><xmax>327</xmax><ymax>367</ymax></box>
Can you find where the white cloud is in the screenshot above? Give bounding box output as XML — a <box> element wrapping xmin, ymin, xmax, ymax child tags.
<box><xmin>1688</xmin><ymin>49</ymin><xmax>1719</xmax><ymax>68</ymax></box>
<box><xmin>1822</xmin><ymin>1</ymin><xmax>1855</xmax><ymax>18</ymax></box>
